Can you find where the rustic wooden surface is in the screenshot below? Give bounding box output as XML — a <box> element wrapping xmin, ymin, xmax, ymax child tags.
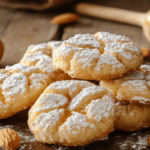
<box><xmin>0</xmin><ymin>7</ymin><xmax>60</xmax><ymax>68</ymax></box>
<box><xmin>0</xmin><ymin>0</ymin><xmax>150</xmax><ymax>150</ymax></box>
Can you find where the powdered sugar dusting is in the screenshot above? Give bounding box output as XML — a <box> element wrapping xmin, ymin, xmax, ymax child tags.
<box><xmin>86</xmin><ymin>95</ymin><xmax>115</xmax><ymax>122</ymax></box>
<box><xmin>53</xmin><ymin>32</ymin><xmax>142</xmax><ymax>80</ymax></box>
<box><xmin>5</xmin><ymin>64</ymin><xmax>40</xmax><ymax>76</ymax></box>
<box><xmin>69</xmin><ymin>85</ymin><xmax>105</xmax><ymax>111</ymax></box>
<box><xmin>95</xmin><ymin>31</ymin><xmax>130</xmax><ymax>42</ymax></box>
<box><xmin>0</xmin><ymin>71</ymin><xmax>10</xmax><ymax>83</ymax></box>
<box><xmin>48</xmin><ymin>41</ymin><xmax>62</xmax><ymax>51</ymax></box>
<box><xmin>63</xmin><ymin>34</ymin><xmax>101</xmax><ymax>48</ymax></box>
<box><xmin>2</xmin><ymin>73</ymin><xmax>27</xmax><ymax>97</ymax></box>
<box><xmin>35</xmin><ymin>93</ymin><xmax>68</xmax><ymax>112</ymax></box>
<box><xmin>114</xmin><ymin>132</ymin><xmax>149</xmax><ymax>150</ymax></box>
<box><xmin>27</xmin><ymin>43</ymin><xmax>50</xmax><ymax>53</ymax></box>
<box><xmin>56</xmin><ymin>45</ymin><xmax>83</xmax><ymax>58</ymax></box>
<box><xmin>62</xmin><ymin>112</ymin><xmax>95</xmax><ymax>133</ymax></box>
<box><xmin>29</xmin><ymin>80</ymin><xmax>116</xmax><ymax>145</ymax></box>
<box><xmin>95</xmin><ymin>53</ymin><xmax>124</xmax><ymax>71</ymax></box>
<box><xmin>122</xmin><ymin>70</ymin><xmax>145</xmax><ymax>80</ymax></box>
<box><xmin>73</xmin><ymin>49</ymin><xmax>100</xmax><ymax>68</ymax></box>
<box><xmin>104</xmin><ymin>42</ymin><xmax>133</xmax><ymax>60</ymax></box>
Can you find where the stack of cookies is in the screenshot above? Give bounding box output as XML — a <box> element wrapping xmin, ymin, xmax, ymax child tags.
<box><xmin>0</xmin><ymin>31</ymin><xmax>147</xmax><ymax>146</ymax></box>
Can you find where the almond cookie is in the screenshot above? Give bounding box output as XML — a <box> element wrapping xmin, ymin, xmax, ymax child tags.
<box><xmin>20</xmin><ymin>41</ymin><xmax>71</xmax><ymax>82</ymax></box>
<box><xmin>0</xmin><ymin>64</ymin><xmax>52</xmax><ymax>119</ymax></box>
<box><xmin>28</xmin><ymin>80</ymin><xmax>115</xmax><ymax>146</ymax></box>
<box><xmin>115</xmin><ymin>102</ymin><xmax>150</xmax><ymax>131</ymax></box>
<box><xmin>53</xmin><ymin>32</ymin><xmax>143</xmax><ymax>80</ymax></box>
<box><xmin>100</xmin><ymin>65</ymin><xmax>150</xmax><ymax>105</ymax></box>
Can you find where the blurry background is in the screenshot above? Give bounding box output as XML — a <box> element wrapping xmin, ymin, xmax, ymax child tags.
<box><xmin>1</xmin><ymin>1</ymin><xmax>150</xmax><ymax>150</ymax></box>
<box><xmin>0</xmin><ymin>0</ymin><xmax>150</xmax><ymax>68</ymax></box>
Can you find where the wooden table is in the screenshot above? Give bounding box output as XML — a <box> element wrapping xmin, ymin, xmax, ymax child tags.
<box><xmin>0</xmin><ymin>0</ymin><xmax>150</xmax><ymax>149</ymax></box>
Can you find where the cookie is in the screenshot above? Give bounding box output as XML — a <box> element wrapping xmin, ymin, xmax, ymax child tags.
<box><xmin>53</xmin><ymin>32</ymin><xmax>143</xmax><ymax>80</ymax></box>
<box><xmin>28</xmin><ymin>80</ymin><xmax>115</xmax><ymax>146</ymax></box>
<box><xmin>100</xmin><ymin>65</ymin><xmax>150</xmax><ymax>105</ymax></box>
<box><xmin>20</xmin><ymin>42</ymin><xmax>71</xmax><ymax>82</ymax></box>
<box><xmin>115</xmin><ymin>102</ymin><xmax>150</xmax><ymax>131</ymax></box>
<box><xmin>0</xmin><ymin>64</ymin><xmax>52</xmax><ymax>118</ymax></box>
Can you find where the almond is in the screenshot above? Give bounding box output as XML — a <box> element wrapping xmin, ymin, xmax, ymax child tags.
<box><xmin>141</xmin><ymin>47</ymin><xmax>149</xmax><ymax>58</ymax></box>
<box><xmin>0</xmin><ymin>39</ymin><xmax>4</xmax><ymax>61</ymax></box>
<box><xmin>147</xmin><ymin>135</ymin><xmax>150</xmax><ymax>147</ymax></box>
<box><xmin>51</xmin><ymin>13</ymin><xmax>79</xmax><ymax>25</ymax></box>
<box><xmin>0</xmin><ymin>128</ymin><xmax>20</xmax><ymax>150</ymax></box>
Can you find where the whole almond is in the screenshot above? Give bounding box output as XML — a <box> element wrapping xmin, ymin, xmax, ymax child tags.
<box><xmin>141</xmin><ymin>47</ymin><xmax>149</xmax><ymax>58</ymax></box>
<box><xmin>51</xmin><ymin>13</ymin><xmax>79</xmax><ymax>25</ymax></box>
<box><xmin>0</xmin><ymin>128</ymin><xmax>20</xmax><ymax>150</ymax></box>
<box><xmin>0</xmin><ymin>39</ymin><xmax>4</xmax><ymax>61</ymax></box>
<box><xmin>148</xmin><ymin>135</ymin><xmax>150</xmax><ymax>147</ymax></box>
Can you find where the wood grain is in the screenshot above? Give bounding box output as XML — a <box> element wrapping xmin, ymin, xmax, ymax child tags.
<box><xmin>0</xmin><ymin>7</ymin><xmax>59</xmax><ymax>68</ymax></box>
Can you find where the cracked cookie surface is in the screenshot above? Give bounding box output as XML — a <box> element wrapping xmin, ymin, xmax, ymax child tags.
<box><xmin>20</xmin><ymin>41</ymin><xmax>71</xmax><ymax>82</ymax></box>
<box><xmin>100</xmin><ymin>65</ymin><xmax>150</xmax><ymax>105</ymax></box>
<box><xmin>28</xmin><ymin>80</ymin><xmax>115</xmax><ymax>146</ymax></box>
<box><xmin>0</xmin><ymin>64</ymin><xmax>52</xmax><ymax>118</ymax></box>
<box><xmin>53</xmin><ymin>32</ymin><xmax>143</xmax><ymax>80</ymax></box>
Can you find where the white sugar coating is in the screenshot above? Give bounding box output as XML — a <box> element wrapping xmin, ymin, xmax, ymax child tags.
<box><xmin>23</xmin><ymin>51</ymin><xmax>50</xmax><ymax>64</ymax></box>
<box><xmin>104</xmin><ymin>42</ymin><xmax>133</xmax><ymax>60</ymax></box>
<box><xmin>141</xmin><ymin>64</ymin><xmax>150</xmax><ymax>71</ymax></box>
<box><xmin>48</xmin><ymin>41</ymin><xmax>62</xmax><ymax>51</ymax></box>
<box><xmin>69</xmin><ymin>85</ymin><xmax>105</xmax><ymax>111</ymax></box>
<box><xmin>123</xmin><ymin>43</ymin><xmax>141</xmax><ymax>54</ymax></box>
<box><xmin>35</xmin><ymin>93</ymin><xmax>68</xmax><ymax>112</ymax></box>
<box><xmin>121</xmin><ymin>80</ymin><xmax>148</xmax><ymax>91</ymax></box>
<box><xmin>118</xmin><ymin>70</ymin><xmax>145</xmax><ymax>80</ymax></box>
<box><xmin>116</xmin><ymin>35</ymin><xmax>130</xmax><ymax>42</ymax></box>
<box><xmin>86</xmin><ymin>95</ymin><xmax>115</xmax><ymax>122</ymax></box>
<box><xmin>73</xmin><ymin>49</ymin><xmax>100</xmax><ymax>68</ymax></box>
<box><xmin>27</xmin><ymin>43</ymin><xmax>50</xmax><ymax>53</ymax></box>
<box><xmin>62</xmin><ymin>112</ymin><xmax>95</xmax><ymax>132</ymax></box>
<box><xmin>32</xmin><ymin>109</ymin><xmax>65</xmax><ymax>130</ymax></box>
<box><xmin>140</xmin><ymin>65</ymin><xmax>150</xmax><ymax>80</ymax></box>
<box><xmin>36</xmin><ymin>57</ymin><xmax>54</xmax><ymax>74</ymax></box>
<box><xmin>2</xmin><ymin>73</ymin><xmax>27</xmax><ymax>97</ymax></box>
<box><xmin>130</xmin><ymin>96</ymin><xmax>150</xmax><ymax>103</ymax></box>
<box><xmin>56</xmin><ymin>45</ymin><xmax>83</xmax><ymax>58</ymax></box>
<box><xmin>0</xmin><ymin>63</ymin><xmax>51</xmax><ymax>119</ymax></box>
<box><xmin>95</xmin><ymin>32</ymin><xmax>117</xmax><ymax>42</ymax></box>
<box><xmin>48</xmin><ymin>80</ymin><xmax>93</xmax><ymax>91</ymax></box>
<box><xmin>20</xmin><ymin>42</ymin><xmax>71</xmax><ymax>82</ymax></box>
<box><xmin>0</xmin><ymin>71</ymin><xmax>10</xmax><ymax>83</ymax></box>
<box><xmin>23</xmin><ymin>51</ymin><xmax>55</xmax><ymax>76</ymax></box>
<box><xmin>95</xmin><ymin>31</ymin><xmax>130</xmax><ymax>42</ymax></box>
<box><xmin>28</xmin><ymin>80</ymin><xmax>116</xmax><ymax>145</ymax></box>
<box><xmin>29</xmin><ymin>73</ymin><xmax>49</xmax><ymax>90</ymax></box>
<box><xmin>63</xmin><ymin>34</ymin><xmax>101</xmax><ymax>48</ymax></box>
<box><xmin>53</xmin><ymin>32</ymin><xmax>143</xmax><ymax>80</ymax></box>
<box><xmin>95</xmin><ymin>53</ymin><xmax>124</xmax><ymax>71</ymax></box>
<box><xmin>101</xmin><ymin>65</ymin><xmax>150</xmax><ymax>105</ymax></box>
<box><xmin>5</xmin><ymin>64</ymin><xmax>40</xmax><ymax>75</ymax></box>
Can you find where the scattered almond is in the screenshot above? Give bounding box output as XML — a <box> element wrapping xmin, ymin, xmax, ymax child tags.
<box><xmin>0</xmin><ymin>128</ymin><xmax>20</xmax><ymax>150</ymax></box>
<box><xmin>51</xmin><ymin>13</ymin><xmax>79</xmax><ymax>25</ymax></box>
<box><xmin>141</xmin><ymin>47</ymin><xmax>149</xmax><ymax>58</ymax></box>
<box><xmin>0</xmin><ymin>38</ymin><xmax>4</xmax><ymax>61</ymax></box>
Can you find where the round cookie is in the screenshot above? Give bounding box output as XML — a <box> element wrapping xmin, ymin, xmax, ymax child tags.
<box><xmin>53</xmin><ymin>32</ymin><xmax>143</xmax><ymax>80</ymax></box>
<box><xmin>100</xmin><ymin>65</ymin><xmax>150</xmax><ymax>105</ymax></box>
<box><xmin>115</xmin><ymin>102</ymin><xmax>150</xmax><ymax>131</ymax></box>
<box><xmin>0</xmin><ymin>64</ymin><xmax>52</xmax><ymax>118</ymax></box>
<box><xmin>28</xmin><ymin>80</ymin><xmax>116</xmax><ymax>146</ymax></box>
<box><xmin>20</xmin><ymin>42</ymin><xmax>71</xmax><ymax>82</ymax></box>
